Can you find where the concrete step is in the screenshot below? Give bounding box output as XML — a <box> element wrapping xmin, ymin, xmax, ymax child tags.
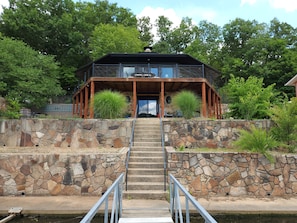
<box><xmin>128</xmin><ymin>162</ymin><xmax>164</xmax><ymax>169</ymax></box>
<box><xmin>129</xmin><ymin>156</ymin><xmax>163</xmax><ymax>163</ymax></box>
<box><xmin>128</xmin><ymin>175</ymin><xmax>164</xmax><ymax>182</ymax></box>
<box><xmin>123</xmin><ymin>190</ymin><xmax>167</xmax><ymax>200</ymax></box>
<box><xmin>132</xmin><ymin>146</ymin><xmax>163</xmax><ymax>151</ymax></box>
<box><xmin>134</xmin><ymin>136</ymin><xmax>161</xmax><ymax>142</ymax></box>
<box><xmin>133</xmin><ymin>142</ymin><xmax>161</xmax><ymax>147</ymax></box>
<box><xmin>134</xmin><ymin>130</ymin><xmax>160</xmax><ymax>134</ymax></box>
<box><xmin>127</xmin><ymin>182</ymin><xmax>164</xmax><ymax>190</ymax></box>
<box><xmin>131</xmin><ymin>150</ymin><xmax>162</xmax><ymax>155</ymax></box>
<box><xmin>128</xmin><ymin>168</ymin><xmax>164</xmax><ymax>176</ymax></box>
<box><xmin>119</xmin><ymin>217</ymin><xmax>173</xmax><ymax>223</ymax></box>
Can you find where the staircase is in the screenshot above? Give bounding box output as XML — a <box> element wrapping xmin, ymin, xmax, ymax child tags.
<box><xmin>124</xmin><ymin>118</ymin><xmax>167</xmax><ymax>200</ymax></box>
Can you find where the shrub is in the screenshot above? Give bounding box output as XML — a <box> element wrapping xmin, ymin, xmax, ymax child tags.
<box><xmin>269</xmin><ymin>97</ymin><xmax>297</xmax><ymax>152</ymax></box>
<box><xmin>233</xmin><ymin>125</ymin><xmax>279</xmax><ymax>163</ymax></box>
<box><xmin>0</xmin><ymin>98</ymin><xmax>21</xmax><ymax>119</ymax></box>
<box><xmin>172</xmin><ymin>90</ymin><xmax>201</xmax><ymax>119</ymax></box>
<box><xmin>92</xmin><ymin>90</ymin><xmax>127</xmax><ymax>119</ymax></box>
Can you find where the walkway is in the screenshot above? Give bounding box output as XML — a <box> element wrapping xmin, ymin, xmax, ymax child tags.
<box><xmin>0</xmin><ymin>196</ymin><xmax>297</xmax><ymax>216</ymax></box>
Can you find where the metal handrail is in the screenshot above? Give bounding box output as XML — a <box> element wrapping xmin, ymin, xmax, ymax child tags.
<box><xmin>125</xmin><ymin>105</ymin><xmax>138</xmax><ymax>191</ymax></box>
<box><xmin>169</xmin><ymin>174</ymin><xmax>217</xmax><ymax>223</ymax></box>
<box><xmin>159</xmin><ymin>115</ymin><xmax>167</xmax><ymax>191</ymax></box>
<box><xmin>80</xmin><ymin>173</ymin><xmax>124</xmax><ymax>223</ymax></box>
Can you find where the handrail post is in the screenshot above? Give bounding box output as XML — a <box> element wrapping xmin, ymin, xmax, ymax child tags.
<box><xmin>169</xmin><ymin>174</ymin><xmax>217</xmax><ymax>223</ymax></box>
<box><xmin>159</xmin><ymin>106</ymin><xmax>167</xmax><ymax>191</ymax></box>
<box><xmin>125</xmin><ymin>104</ymin><xmax>138</xmax><ymax>191</ymax></box>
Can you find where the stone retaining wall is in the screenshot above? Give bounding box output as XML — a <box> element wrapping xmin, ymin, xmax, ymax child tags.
<box><xmin>0</xmin><ymin>119</ymin><xmax>132</xmax><ymax>148</ymax></box>
<box><xmin>163</xmin><ymin>119</ymin><xmax>271</xmax><ymax>148</ymax></box>
<box><xmin>0</xmin><ymin>148</ymin><xmax>127</xmax><ymax>196</ymax></box>
<box><xmin>167</xmin><ymin>148</ymin><xmax>297</xmax><ymax>198</ymax></box>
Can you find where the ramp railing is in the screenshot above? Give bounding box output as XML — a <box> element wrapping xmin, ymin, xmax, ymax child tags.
<box><xmin>80</xmin><ymin>173</ymin><xmax>124</xmax><ymax>223</ymax></box>
<box><xmin>169</xmin><ymin>174</ymin><xmax>217</xmax><ymax>223</ymax></box>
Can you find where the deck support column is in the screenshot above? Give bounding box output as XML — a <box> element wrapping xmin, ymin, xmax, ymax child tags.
<box><xmin>90</xmin><ymin>80</ymin><xmax>95</xmax><ymax>118</ymax></box>
<box><xmin>202</xmin><ymin>82</ymin><xmax>207</xmax><ymax>118</ymax></box>
<box><xmin>207</xmin><ymin>87</ymin><xmax>212</xmax><ymax>117</ymax></box>
<box><xmin>84</xmin><ymin>86</ymin><xmax>89</xmax><ymax>118</ymax></box>
<box><xmin>132</xmin><ymin>80</ymin><xmax>137</xmax><ymax>117</ymax></box>
<box><xmin>160</xmin><ymin>81</ymin><xmax>165</xmax><ymax>117</ymax></box>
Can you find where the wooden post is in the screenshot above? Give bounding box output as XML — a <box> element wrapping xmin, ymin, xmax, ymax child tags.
<box><xmin>84</xmin><ymin>86</ymin><xmax>89</xmax><ymax>118</ymax></box>
<box><xmin>132</xmin><ymin>80</ymin><xmax>137</xmax><ymax>117</ymax></box>
<box><xmin>160</xmin><ymin>81</ymin><xmax>165</xmax><ymax>117</ymax></box>
<box><xmin>90</xmin><ymin>80</ymin><xmax>95</xmax><ymax>118</ymax></box>
<box><xmin>79</xmin><ymin>90</ymin><xmax>83</xmax><ymax>118</ymax></box>
<box><xmin>208</xmin><ymin>87</ymin><xmax>212</xmax><ymax>117</ymax></box>
<box><xmin>202</xmin><ymin>82</ymin><xmax>207</xmax><ymax>118</ymax></box>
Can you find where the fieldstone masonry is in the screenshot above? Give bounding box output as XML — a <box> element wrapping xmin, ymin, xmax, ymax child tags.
<box><xmin>0</xmin><ymin>119</ymin><xmax>132</xmax><ymax>148</ymax></box>
<box><xmin>0</xmin><ymin>148</ymin><xmax>127</xmax><ymax>196</ymax></box>
<box><xmin>163</xmin><ymin>119</ymin><xmax>271</xmax><ymax>148</ymax></box>
<box><xmin>167</xmin><ymin>148</ymin><xmax>297</xmax><ymax>198</ymax></box>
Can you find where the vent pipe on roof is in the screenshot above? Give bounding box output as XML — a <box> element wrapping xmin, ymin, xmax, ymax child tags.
<box><xmin>144</xmin><ymin>46</ymin><xmax>153</xmax><ymax>52</ymax></box>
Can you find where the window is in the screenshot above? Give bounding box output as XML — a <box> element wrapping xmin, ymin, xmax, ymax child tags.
<box><xmin>161</xmin><ymin>67</ymin><xmax>174</xmax><ymax>78</ymax></box>
<box><xmin>123</xmin><ymin>66</ymin><xmax>135</xmax><ymax>77</ymax></box>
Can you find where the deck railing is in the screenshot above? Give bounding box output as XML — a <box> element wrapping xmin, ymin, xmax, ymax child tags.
<box><xmin>80</xmin><ymin>173</ymin><xmax>124</xmax><ymax>223</ymax></box>
<box><xmin>169</xmin><ymin>174</ymin><xmax>217</xmax><ymax>223</ymax></box>
<box><xmin>91</xmin><ymin>64</ymin><xmax>218</xmax><ymax>85</ymax></box>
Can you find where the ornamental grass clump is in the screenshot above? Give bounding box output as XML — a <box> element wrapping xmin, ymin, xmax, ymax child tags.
<box><xmin>233</xmin><ymin>125</ymin><xmax>279</xmax><ymax>163</ymax></box>
<box><xmin>172</xmin><ymin>90</ymin><xmax>201</xmax><ymax>119</ymax></box>
<box><xmin>93</xmin><ymin>90</ymin><xmax>127</xmax><ymax>119</ymax></box>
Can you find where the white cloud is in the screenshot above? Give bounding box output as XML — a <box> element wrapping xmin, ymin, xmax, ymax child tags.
<box><xmin>137</xmin><ymin>6</ymin><xmax>181</xmax><ymax>28</ymax></box>
<box><xmin>0</xmin><ymin>0</ymin><xmax>9</xmax><ymax>14</ymax></box>
<box><xmin>240</xmin><ymin>0</ymin><xmax>258</xmax><ymax>6</ymax></box>
<box><xmin>269</xmin><ymin>0</ymin><xmax>297</xmax><ymax>12</ymax></box>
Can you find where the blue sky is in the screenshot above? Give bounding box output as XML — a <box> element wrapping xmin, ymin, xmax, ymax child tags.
<box><xmin>108</xmin><ymin>0</ymin><xmax>297</xmax><ymax>28</ymax></box>
<box><xmin>1</xmin><ymin>0</ymin><xmax>296</xmax><ymax>28</ymax></box>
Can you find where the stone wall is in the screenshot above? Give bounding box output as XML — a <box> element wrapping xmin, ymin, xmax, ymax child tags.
<box><xmin>163</xmin><ymin>119</ymin><xmax>271</xmax><ymax>148</ymax></box>
<box><xmin>0</xmin><ymin>119</ymin><xmax>132</xmax><ymax>148</ymax></box>
<box><xmin>167</xmin><ymin>148</ymin><xmax>297</xmax><ymax>198</ymax></box>
<box><xmin>0</xmin><ymin>148</ymin><xmax>127</xmax><ymax>196</ymax></box>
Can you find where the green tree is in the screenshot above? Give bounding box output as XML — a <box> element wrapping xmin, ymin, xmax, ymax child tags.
<box><xmin>89</xmin><ymin>24</ymin><xmax>144</xmax><ymax>59</ymax></box>
<box><xmin>0</xmin><ymin>36</ymin><xmax>63</xmax><ymax>108</ymax></box>
<box><xmin>137</xmin><ymin>16</ymin><xmax>154</xmax><ymax>46</ymax></box>
<box><xmin>185</xmin><ymin>20</ymin><xmax>223</xmax><ymax>69</ymax></box>
<box><xmin>92</xmin><ymin>90</ymin><xmax>127</xmax><ymax>119</ymax></box>
<box><xmin>172</xmin><ymin>90</ymin><xmax>201</xmax><ymax>119</ymax></box>
<box><xmin>269</xmin><ymin>97</ymin><xmax>297</xmax><ymax>152</ymax></box>
<box><xmin>0</xmin><ymin>0</ymin><xmax>138</xmax><ymax>93</ymax></box>
<box><xmin>222</xmin><ymin>75</ymin><xmax>278</xmax><ymax>119</ymax></box>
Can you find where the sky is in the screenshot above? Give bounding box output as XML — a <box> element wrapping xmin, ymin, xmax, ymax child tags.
<box><xmin>0</xmin><ymin>0</ymin><xmax>296</xmax><ymax>29</ymax></box>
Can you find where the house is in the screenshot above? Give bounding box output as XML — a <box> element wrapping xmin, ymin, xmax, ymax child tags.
<box><xmin>285</xmin><ymin>74</ymin><xmax>297</xmax><ymax>97</ymax></box>
<box><xmin>73</xmin><ymin>48</ymin><xmax>222</xmax><ymax>119</ymax></box>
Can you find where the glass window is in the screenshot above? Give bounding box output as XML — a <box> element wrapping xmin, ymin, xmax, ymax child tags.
<box><xmin>161</xmin><ymin>67</ymin><xmax>174</xmax><ymax>78</ymax></box>
<box><xmin>150</xmin><ymin>67</ymin><xmax>159</xmax><ymax>77</ymax></box>
<box><xmin>123</xmin><ymin>66</ymin><xmax>135</xmax><ymax>77</ymax></box>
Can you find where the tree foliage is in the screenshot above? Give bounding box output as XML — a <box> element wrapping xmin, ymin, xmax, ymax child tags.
<box><xmin>89</xmin><ymin>24</ymin><xmax>143</xmax><ymax>60</ymax></box>
<box><xmin>222</xmin><ymin>75</ymin><xmax>278</xmax><ymax>119</ymax></box>
<box><xmin>269</xmin><ymin>97</ymin><xmax>297</xmax><ymax>151</ymax></box>
<box><xmin>0</xmin><ymin>36</ymin><xmax>63</xmax><ymax>108</ymax></box>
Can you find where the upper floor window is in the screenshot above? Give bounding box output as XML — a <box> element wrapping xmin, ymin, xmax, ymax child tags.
<box><xmin>161</xmin><ymin>67</ymin><xmax>174</xmax><ymax>78</ymax></box>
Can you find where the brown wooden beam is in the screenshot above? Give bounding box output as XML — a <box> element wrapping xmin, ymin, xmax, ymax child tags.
<box><xmin>90</xmin><ymin>80</ymin><xmax>95</xmax><ymax>118</ymax></box>
<box><xmin>160</xmin><ymin>81</ymin><xmax>165</xmax><ymax>117</ymax></box>
<box><xmin>132</xmin><ymin>80</ymin><xmax>137</xmax><ymax>117</ymax></box>
<box><xmin>202</xmin><ymin>82</ymin><xmax>207</xmax><ymax>117</ymax></box>
<box><xmin>84</xmin><ymin>86</ymin><xmax>89</xmax><ymax>118</ymax></box>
